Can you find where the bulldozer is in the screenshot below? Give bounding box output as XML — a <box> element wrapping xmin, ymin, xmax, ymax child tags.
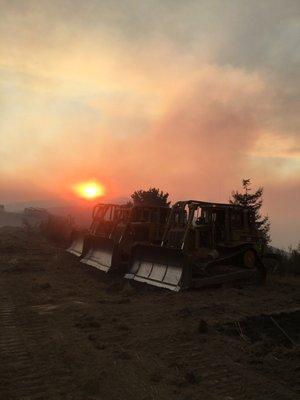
<box><xmin>23</xmin><ymin>207</ymin><xmax>50</xmax><ymax>229</ymax></box>
<box><xmin>125</xmin><ymin>200</ymin><xmax>266</xmax><ymax>291</ymax></box>
<box><xmin>41</xmin><ymin>213</ymin><xmax>75</xmax><ymax>246</ymax></box>
<box><xmin>81</xmin><ymin>205</ymin><xmax>170</xmax><ymax>273</ymax></box>
<box><xmin>67</xmin><ymin>203</ymin><xmax>128</xmax><ymax>257</ymax></box>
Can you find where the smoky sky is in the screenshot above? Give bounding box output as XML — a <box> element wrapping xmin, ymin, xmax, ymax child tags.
<box><xmin>0</xmin><ymin>0</ymin><xmax>299</xmax><ymax>247</ymax></box>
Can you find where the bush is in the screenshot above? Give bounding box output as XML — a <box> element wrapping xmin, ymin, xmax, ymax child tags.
<box><xmin>267</xmin><ymin>244</ymin><xmax>300</xmax><ymax>275</ymax></box>
<box><xmin>282</xmin><ymin>244</ymin><xmax>300</xmax><ymax>275</ymax></box>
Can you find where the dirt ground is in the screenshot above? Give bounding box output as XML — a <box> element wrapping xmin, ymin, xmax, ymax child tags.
<box><xmin>0</xmin><ymin>227</ymin><xmax>299</xmax><ymax>400</ymax></box>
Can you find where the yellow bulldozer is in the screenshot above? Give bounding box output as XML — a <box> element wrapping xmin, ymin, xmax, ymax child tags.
<box><xmin>67</xmin><ymin>203</ymin><xmax>129</xmax><ymax>257</ymax></box>
<box><xmin>125</xmin><ymin>200</ymin><xmax>266</xmax><ymax>290</ymax></box>
<box><xmin>81</xmin><ymin>205</ymin><xmax>170</xmax><ymax>273</ymax></box>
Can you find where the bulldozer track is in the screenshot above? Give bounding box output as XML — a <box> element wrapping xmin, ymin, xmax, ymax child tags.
<box><xmin>0</xmin><ymin>287</ymin><xmax>75</xmax><ymax>399</ymax></box>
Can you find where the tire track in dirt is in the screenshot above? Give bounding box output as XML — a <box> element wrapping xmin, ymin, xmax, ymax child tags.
<box><xmin>0</xmin><ymin>286</ymin><xmax>76</xmax><ymax>399</ymax></box>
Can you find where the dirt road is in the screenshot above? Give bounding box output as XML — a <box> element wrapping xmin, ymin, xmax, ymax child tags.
<box><xmin>0</xmin><ymin>227</ymin><xmax>299</xmax><ymax>399</ymax></box>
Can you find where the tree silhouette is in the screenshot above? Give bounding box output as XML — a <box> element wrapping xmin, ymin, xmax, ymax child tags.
<box><xmin>230</xmin><ymin>179</ymin><xmax>270</xmax><ymax>245</ymax></box>
<box><xmin>131</xmin><ymin>187</ymin><xmax>170</xmax><ymax>207</ymax></box>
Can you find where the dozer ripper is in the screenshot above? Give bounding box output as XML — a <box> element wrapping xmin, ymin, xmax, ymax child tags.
<box><xmin>125</xmin><ymin>200</ymin><xmax>266</xmax><ymax>291</ymax></box>
<box><xmin>67</xmin><ymin>203</ymin><xmax>128</xmax><ymax>257</ymax></box>
<box><xmin>81</xmin><ymin>205</ymin><xmax>170</xmax><ymax>273</ymax></box>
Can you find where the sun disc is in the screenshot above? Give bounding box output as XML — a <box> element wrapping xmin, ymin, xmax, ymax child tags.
<box><xmin>73</xmin><ymin>180</ymin><xmax>105</xmax><ymax>200</ymax></box>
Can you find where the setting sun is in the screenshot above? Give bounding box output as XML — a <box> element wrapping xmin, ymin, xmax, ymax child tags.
<box><xmin>73</xmin><ymin>180</ymin><xmax>105</xmax><ymax>200</ymax></box>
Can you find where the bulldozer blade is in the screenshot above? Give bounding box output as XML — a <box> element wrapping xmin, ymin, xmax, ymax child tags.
<box><xmin>125</xmin><ymin>244</ymin><xmax>188</xmax><ymax>291</ymax></box>
<box><xmin>80</xmin><ymin>237</ymin><xmax>116</xmax><ymax>273</ymax></box>
<box><xmin>67</xmin><ymin>232</ymin><xmax>86</xmax><ymax>257</ymax></box>
<box><xmin>125</xmin><ymin>245</ymin><xmax>264</xmax><ymax>291</ymax></box>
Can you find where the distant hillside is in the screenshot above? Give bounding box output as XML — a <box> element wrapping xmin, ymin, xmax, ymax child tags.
<box><xmin>4</xmin><ymin>197</ymin><xmax>129</xmax><ymax>212</ymax></box>
<box><xmin>0</xmin><ymin>210</ymin><xmax>24</xmax><ymax>227</ymax></box>
<box><xmin>3</xmin><ymin>200</ymin><xmax>64</xmax><ymax>212</ymax></box>
<box><xmin>47</xmin><ymin>206</ymin><xmax>92</xmax><ymax>227</ymax></box>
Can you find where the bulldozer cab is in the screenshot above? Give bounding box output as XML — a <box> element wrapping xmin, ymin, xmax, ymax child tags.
<box><xmin>67</xmin><ymin>203</ymin><xmax>130</xmax><ymax>257</ymax></box>
<box><xmin>90</xmin><ymin>203</ymin><xmax>129</xmax><ymax>236</ymax></box>
<box><xmin>200</xmin><ymin>204</ymin><xmax>257</xmax><ymax>248</ymax></box>
<box><xmin>104</xmin><ymin>206</ymin><xmax>132</xmax><ymax>243</ymax></box>
<box><xmin>161</xmin><ymin>201</ymin><xmax>257</xmax><ymax>253</ymax></box>
<box><xmin>121</xmin><ymin>205</ymin><xmax>169</xmax><ymax>247</ymax></box>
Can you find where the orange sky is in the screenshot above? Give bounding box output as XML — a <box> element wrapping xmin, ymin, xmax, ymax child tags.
<box><xmin>0</xmin><ymin>0</ymin><xmax>299</xmax><ymax>247</ymax></box>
